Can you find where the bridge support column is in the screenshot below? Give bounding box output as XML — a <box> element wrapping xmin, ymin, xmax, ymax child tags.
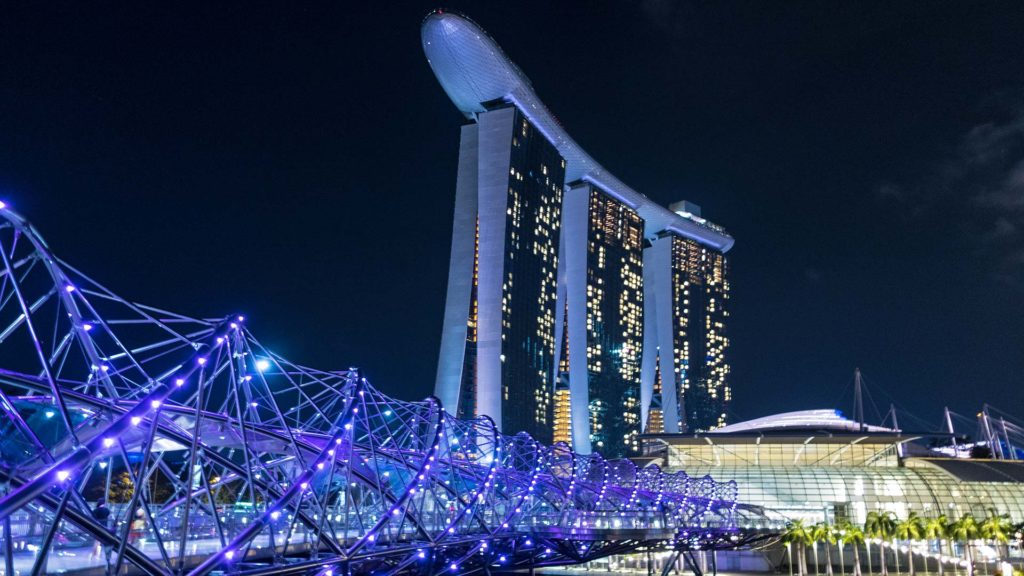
<box><xmin>661</xmin><ymin>550</ymin><xmax>682</xmax><ymax>576</ymax></box>
<box><xmin>684</xmin><ymin>550</ymin><xmax>704</xmax><ymax>576</ymax></box>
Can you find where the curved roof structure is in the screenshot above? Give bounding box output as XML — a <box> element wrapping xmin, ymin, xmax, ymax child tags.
<box><xmin>421</xmin><ymin>11</ymin><xmax>735</xmax><ymax>252</ymax></box>
<box><xmin>713</xmin><ymin>409</ymin><xmax>895</xmax><ymax>434</ymax></box>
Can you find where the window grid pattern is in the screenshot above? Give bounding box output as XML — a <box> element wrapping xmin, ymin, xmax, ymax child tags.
<box><xmin>670</xmin><ymin>237</ymin><xmax>730</xmax><ymax>432</ymax></box>
<box><xmin>674</xmin><ymin>464</ymin><xmax>1024</xmax><ymax>526</ymax></box>
<box><xmin>458</xmin><ymin>217</ymin><xmax>480</xmax><ymax>420</ymax></box>
<box><xmin>667</xmin><ymin>442</ymin><xmax>1024</xmax><ymax>526</ymax></box>
<box><xmin>499</xmin><ymin>110</ymin><xmax>565</xmax><ymax>443</ymax></box>
<box><xmin>585</xmin><ymin>189</ymin><xmax>644</xmax><ymax>457</ymax></box>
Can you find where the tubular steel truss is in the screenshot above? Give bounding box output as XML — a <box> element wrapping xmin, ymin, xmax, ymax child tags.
<box><xmin>0</xmin><ymin>206</ymin><xmax>740</xmax><ymax>575</ymax></box>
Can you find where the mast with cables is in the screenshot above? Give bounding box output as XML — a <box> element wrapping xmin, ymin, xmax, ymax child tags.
<box><xmin>854</xmin><ymin>367</ymin><xmax>866</xmax><ymax>433</ymax></box>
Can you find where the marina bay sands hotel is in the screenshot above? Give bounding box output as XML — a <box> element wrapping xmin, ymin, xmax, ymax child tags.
<box><xmin>424</xmin><ymin>11</ymin><xmax>734</xmax><ymax>458</ymax></box>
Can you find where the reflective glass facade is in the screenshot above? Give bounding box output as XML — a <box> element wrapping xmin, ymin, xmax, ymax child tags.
<box><xmin>457</xmin><ymin>219</ymin><xmax>480</xmax><ymax>420</ymax></box>
<box><xmin>553</xmin><ymin>310</ymin><xmax>573</xmax><ymax>445</ymax></box>
<box><xmin>645</xmin><ymin>352</ymin><xmax>665</xmax><ymax>434</ymax></box>
<box><xmin>584</xmin><ymin>189</ymin><xmax>644</xmax><ymax>457</ymax></box>
<box><xmin>662</xmin><ymin>436</ymin><xmax>1024</xmax><ymax>525</ymax></box>
<box><xmin>552</xmin><ymin>381</ymin><xmax>572</xmax><ymax>445</ymax></box>
<box><xmin>428</xmin><ymin>8</ymin><xmax>737</xmax><ymax>456</ymax></box>
<box><xmin>439</xmin><ymin>106</ymin><xmax>566</xmax><ymax>443</ymax></box>
<box><xmin>670</xmin><ymin>236</ymin><xmax>731</xmax><ymax>432</ymax></box>
<box><xmin>498</xmin><ymin>110</ymin><xmax>564</xmax><ymax>442</ymax></box>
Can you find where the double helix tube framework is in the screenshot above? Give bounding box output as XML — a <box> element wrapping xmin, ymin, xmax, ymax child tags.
<box><xmin>0</xmin><ymin>205</ymin><xmax>739</xmax><ymax>575</ymax></box>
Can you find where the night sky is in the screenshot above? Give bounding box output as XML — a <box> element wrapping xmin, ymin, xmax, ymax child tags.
<box><xmin>2</xmin><ymin>2</ymin><xmax>1023</xmax><ymax>431</ymax></box>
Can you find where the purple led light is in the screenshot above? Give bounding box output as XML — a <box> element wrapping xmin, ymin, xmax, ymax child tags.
<box><xmin>0</xmin><ymin>205</ymin><xmax>740</xmax><ymax>573</ymax></box>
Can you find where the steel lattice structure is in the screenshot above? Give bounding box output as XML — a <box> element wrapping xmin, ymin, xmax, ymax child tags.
<box><xmin>0</xmin><ymin>205</ymin><xmax>741</xmax><ymax>575</ymax></box>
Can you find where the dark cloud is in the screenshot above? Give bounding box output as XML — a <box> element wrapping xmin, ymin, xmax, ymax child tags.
<box><xmin>882</xmin><ymin>96</ymin><xmax>1024</xmax><ymax>285</ymax></box>
<box><xmin>983</xmin><ymin>217</ymin><xmax>1019</xmax><ymax>242</ymax></box>
<box><xmin>963</xmin><ymin>106</ymin><xmax>1024</xmax><ymax>284</ymax></box>
<box><xmin>876</xmin><ymin>182</ymin><xmax>906</xmax><ymax>203</ymax></box>
<box><xmin>972</xmin><ymin>159</ymin><xmax>1024</xmax><ymax>210</ymax></box>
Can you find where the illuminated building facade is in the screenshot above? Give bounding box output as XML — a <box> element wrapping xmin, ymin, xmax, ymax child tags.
<box><xmin>649</xmin><ymin>410</ymin><xmax>1024</xmax><ymax>526</ymax></box>
<box><xmin>435</xmin><ymin>105</ymin><xmax>565</xmax><ymax>442</ymax></box>
<box><xmin>552</xmin><ymin>380</ymin><xmax>572</xmax><ymax>444</ymax></box>
<box><xmin>424</xmin><ymin>11</ymin><xmax>733</xmax><ymax>453</ymax></box>
<box><xmin>646</xmin><ymin>356</ymin><xmax>666</xmax><ymax>434</ymax></box>
<box><xmin>641</xmin><ymin>201</ymin><xmax>731</xmax><ymax>434</ymax></box>
<box><xmin>555</xmin><ymin>183</ymin><xmax>645</xmax><ymax>457</ymax></box>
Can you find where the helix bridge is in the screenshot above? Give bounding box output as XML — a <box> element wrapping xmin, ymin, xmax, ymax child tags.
<box><xmin>0</xmin><ymin>205</ymin><xmax>751</xmax><ymax>575</ymax></box>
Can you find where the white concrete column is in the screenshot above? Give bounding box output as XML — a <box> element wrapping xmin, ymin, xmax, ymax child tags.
<box><xmin>434</xmin><ymin>124</ymin><xmax>480</xmax><ymax>411</ymax></box>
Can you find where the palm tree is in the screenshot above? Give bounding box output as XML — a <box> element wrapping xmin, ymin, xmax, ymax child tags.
<box><xmin>895</xmin><ymin>512</ymin><xmax>925</xmax><ymax>576</ymax></box>
<box><xmin>783</xmin><ymin>520</ymin><xmax>815</xmax><ymax>576</ymax></box>
<box><xmin>979</xmin><ymin>510</ymin><xmax>1012</xmax><ymax>563</ymax></box>
<box><xmin>840</xmin><ymin>522</ymin><xmax>866</xmax><ymax>576</ymax></box>
<box><xmin>835</xmin><ymin>522</ymin><xmax>849</xmax><ymax>576</ymax></box>
<box><xmin>949</xmin><ymin>514</ymin><xmax>980</xmax><ymax>576</ymax></box>
<box><xmin>925</xmin><ymin>514</ymin><xmax>952</xmax><ymax>576</ymax></box>
<box><xmin>813</xmin><ymin>523</ymin><xmax>837</xmax><ymax>576</ymax></box>
<box><xmin>865</xmin><ymin>511</ymin><xmax>897</xmax><ymax>576</ymax></box>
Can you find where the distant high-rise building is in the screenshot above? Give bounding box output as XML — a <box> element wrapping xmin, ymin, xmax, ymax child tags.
<box><xmin>424</xmin><ymin>11</ymin><xmax>734</xmax><ymax>455</ymax></box>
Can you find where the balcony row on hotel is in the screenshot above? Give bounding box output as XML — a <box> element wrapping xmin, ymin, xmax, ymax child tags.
<box><xmin>423</xmin><ymin>11</ymin><xmax>733</xmax><ymax>458</ymax></box>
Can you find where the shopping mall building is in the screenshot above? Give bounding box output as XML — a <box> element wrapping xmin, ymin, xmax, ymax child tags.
<box><xmin>645</xmin><ymin>409</ymin><xmax>1024</xmax><ymax>527</ymax></box>
<box><xmin>601</xmin><ymin>409</ymin><xmax>1024</xmax><ymax>573</ymax></box>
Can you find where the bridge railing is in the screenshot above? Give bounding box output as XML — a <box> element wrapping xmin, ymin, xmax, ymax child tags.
<box><xmin>0</xmin><ymin>204</ymin><xmax>742</xmax><ymax>576</ymax></box>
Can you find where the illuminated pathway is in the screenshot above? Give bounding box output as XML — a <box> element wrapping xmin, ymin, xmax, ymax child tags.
<box><xmin>0</xmin><ymin>204</ymin><xmax>755</xmax><ymax>575</ymax></box>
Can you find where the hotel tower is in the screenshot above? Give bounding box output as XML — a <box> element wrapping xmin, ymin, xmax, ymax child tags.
<box><xmin>424</xmin><ymin>11</ymin><xmax>734</xmax><ymax>457</ymax></box>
